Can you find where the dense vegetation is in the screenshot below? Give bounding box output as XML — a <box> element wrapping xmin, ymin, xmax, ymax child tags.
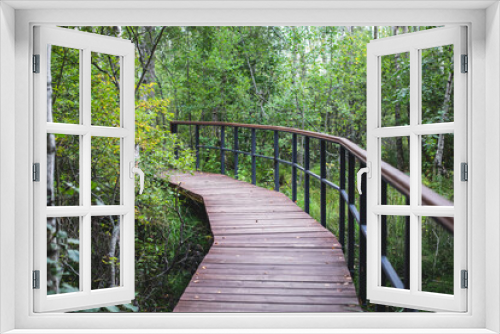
<box><xmin>47</xmin><ymin>26</ymin><xmax>455</xmax><ymax>312</ymax></box>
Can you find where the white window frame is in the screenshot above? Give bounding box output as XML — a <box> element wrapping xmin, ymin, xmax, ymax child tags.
<box><xmin>33</xmin><ymin>26</ymin><xmax>136</xmax><ymax>313</ymax></box>
<box><xmin>366</xmin><ymin>26</ymin><xmax>468</xmax><ymax>312</ymax></box>
<box><xmin>0</xmin><ymin>1</ymin><xmax>498</xmax><ymax>333</ymax></box>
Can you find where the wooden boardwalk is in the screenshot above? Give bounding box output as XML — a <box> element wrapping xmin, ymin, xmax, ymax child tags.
<box><xmin>169</xmin><ymin>171</ymin><xmax>361</xmax><ymax>312</ymax></box>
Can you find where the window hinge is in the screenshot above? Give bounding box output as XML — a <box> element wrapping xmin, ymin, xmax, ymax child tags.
<box><xmin>33</xmin><ymin>54</ymin><xmax>40</xmax><ymax>73</ymax></box>
<box><xmin>33</xmin><ymin>270</ymin><xmax>40</xmax><ymax>289</ymax></box>
<box><xmin>461</xmin><ymin>54</ymin><xmax>468</xmax><ymax>73</ymax></box>
<box><xmin>461</xmin><ymin>162</ymin><xmax>468</xmax><ymax>181</ymax></box>
<box><xmin>33</xmin><ymin>163</ymin><xmax>40</xmax><ymax>182</ymax></box>
<box><xmin>461</xmin><ymin>270</ymin><xmax>468</xmax><ymax>289</ymax></box>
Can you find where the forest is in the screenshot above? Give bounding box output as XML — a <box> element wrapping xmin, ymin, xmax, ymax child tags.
<box><xmin>46</xmin><ymin>26</ymin><xmax>455</xmax><ymax>312</ymax></box>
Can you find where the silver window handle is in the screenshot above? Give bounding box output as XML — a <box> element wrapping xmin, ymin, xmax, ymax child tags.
<box><xmin>357</xmin><ymin>162</ymin><xmax>371</xmax><ymax>195</ymax></box>
<box><xmin>129</xmin><ymin>162</ymin><xmax>145</xmax><ymax>194</ymax></box>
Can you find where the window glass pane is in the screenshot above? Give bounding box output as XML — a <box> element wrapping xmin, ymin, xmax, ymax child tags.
<box><xmin>47</xmin><ymin>217</ymin><xmax>80</xmax><ymax>295</ymax></box>
<box><xmin>421</xmin><ymin>45</ymin><xmax>454</xmax><ymax>124</ymax></box>
<box><xmin>91</xmin><ymin>137</ymin><xmax>121</xmax><ymax>206</ymax></box>
<box><xmin>47</xmin><ymin>134</ymin><xmax>80</xmax><ymax>207</ymax></box>
<box><xmin>421</xmin><ymin>216</ymin><xmax>454</xmax><ymax>294</ymax></box>
<box><xmin>91</xmin><ymin>215</ymin><xmax>121</xmax><ymax>289</ymax></box>
<box><xmin>381</xmin><ymin>52</ymin><xmax>410</xmax><ymax>127</ymax></box>
<box><xmin>381</xmin><ymin>137</ymin><xmax>410</xmax><ymax>205</ymax></box>
<box><xmin>49</xmin><ymin>45</ymin><xmax>80</xmax><ymax>124</ymax></box>
<box><xmin>421</xmin><ymin>134</ymin><xmax>454</xmax><ymax>205</ymax></box>
<box><xmin>91</xmin><ymin>52</ymin><xmax>121</xmax><ymax>127</ymax></box>
<box><xmin>381</xmin><ymin>215</ymin><xmax>410</xmax><ymax>290</ymax></box>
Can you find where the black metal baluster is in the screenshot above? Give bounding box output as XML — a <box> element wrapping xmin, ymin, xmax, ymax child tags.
<box><xmin>376</xmin><ymin>180</ymin><xmax>388</xmax><ymax>312</ymax></box>
<box><xmin>304</xmin><ymin>136</ymin><xmax>310</xmax><ymax>214</ymax></box>
<box><xmin>347</xmin><ymin>152</ymin><xmax>355</xmax><ymax>274</ymax></box>
<box><xmin>274</xmin><ymin>130</ymin><xmax>279</xmax><ymax>192</ymax></box>
<box><xmin>339</xmin><ymin>147</ymin><xmax>346</xmax><ymax>251</ymax></box>
<box><xmin>292</xmin><ymin>134</ymin><xmax>297</xmax><ymax>202</ymax></box>
<box><xmin>320</xmin><ymin>139</ymin><xmax>326</xmax><ymax>227</ymax></box>
<box><xmin>251</xmin><ymin>128</ymin><xmax>256</xmax><ymax>185</ymax></box>
<box><xmin>171</xmin><ymin>123</ymin><xmax>179</xmax><ymax>159</ymax></box>
<box><xmin>220</xmin><ymin>126</ymin><xmax>225</xmax><ymax>175</ymax></box>
<box><xmin>234</xmin><ymin>127</ymin><xmax>239</xmax><ymax>179</ymax></box>
<box><xmin>359</xmin><ymin>161</ymin><xmax>367</xmax><ymax>306</ymax></box>
<box><xmin>195</xmin><ymin>125</ymin><xmax>200</xmax><ymax>170</ymax></box>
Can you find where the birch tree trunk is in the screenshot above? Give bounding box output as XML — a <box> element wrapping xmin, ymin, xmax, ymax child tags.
<box><xmin>107</xmin><ymin>216</ymin><xmax>120</xmax><ymax>287</ymax></box>
<box><xmin>46</xmin><ymin>45</ymin><xmax>60</xmax><ymax>294</ymax></box>
<box><xmin>433</xmin><ymin>71</ymin><xmax>454</xmax><ymax>175</ymax></box>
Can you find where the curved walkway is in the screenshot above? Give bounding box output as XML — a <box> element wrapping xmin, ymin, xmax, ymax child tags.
<box><xmin>169</xmin><ymin>171</ymin><xmax>361</xmax><ymax>312</ymax></box>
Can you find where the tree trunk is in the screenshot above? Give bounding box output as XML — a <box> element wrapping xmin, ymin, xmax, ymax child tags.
<box><xmin>107</xmin><ymin>216</ymin><xmax>120</xmax><ymax>287</ymax></box>
<box><xmin>46</xmin><ymin>45</ymin><xmax>60</xmax><ymax>294</ymax></box>
<box><xmin>392</xmin><ymin>26</ymin><xmax>406</xmax><ymax>171</ymax></box>
<box><xmin>433</xmin><ymin>71</ymin><xmax>454</xmax><ymax>175</ymax></box>
<box><xmin>291</xmin><ymin>27</ymin><xmax>304</xmax><ymax>183</ymax></box>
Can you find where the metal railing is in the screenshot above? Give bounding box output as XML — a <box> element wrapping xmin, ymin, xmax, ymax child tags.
<box><xmin>171</xmin><ymin>121</ymin><xmax>453</xmax><ymax>309</ymax></box>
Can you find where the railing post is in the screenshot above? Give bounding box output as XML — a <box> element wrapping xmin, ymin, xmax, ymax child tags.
<box><xmin>274</xmin><ymin>131</ymin><xmax>280</xmax><ymax>192</ymax></box>
<box><xmin>220</xmin><ymin>126</ymin><xmax>225</xmax><ymax>175</ymax></box>
<box><xmin>234</xmin><ymin>127</ymin><xmax>239</xmax><ymax>179</ymax></box>
<box><xmin>347</xmin><ymin>152</ymin><xmax>355</xmax><ymax>275</ymax></box>
<box><xmin>304</xmin><ymin>136</ymin><xmax>310</xmax><ymax>214</ymax></box>
<box><xmin>359</xmin><ymin>161</ymin><xmax>367</xmax><ymax>306</ymax></box>
<box><xmin>171</xmin><ymin>123</ymin><xmax>179</xmax><ymax>160</ymax></box>
<box><xmin>320</xmin><ymin>139</ymin><xmax>326</xmax><ymax>227</ymax></box>
<box><xmin>376</xmin><ymin>180</ymin><xmax>388</xmax><ymax>312</ymax></box>
<box><xmin>195</xmin><ymin>125</ymin><xmax>200</xmax><ymax>170</ymax></box>
<box><xmin>292</xmin><ymin>134</ymin><xmax>297</xmax><ymax>202</ymax></box>
<box><xmin>339</xmin><ymin>147</ymin><xmax>346</xmax><ymax>251</ymax></box>
<box><xmin>251</xmin><ymin>128</ymin><xmax>256</xmax><ymax>185</ymax></box>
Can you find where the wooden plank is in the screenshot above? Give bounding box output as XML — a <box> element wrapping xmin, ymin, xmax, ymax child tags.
<box><xmin>195</xmin><ymin>267</ymin><xmax>350</xmax><ymax>276</ymax></box>
<box><xmin>202</xmin><ymin>193</ymin><xmax>290</xmax><ymax>199</ymax></box>
<box><xmin>209</xmin><ymin>212</ymin><xmax>312</xmax><ymax>220</ymax></box>
<box><xmin>208</xmin><ymin>218</ymin><xmax>319</xmax><ymax>225</ymax></box>
<box><xmin>213</xmin><ymin>232</ymin><xmax>335</xmax><ymax>239</ymax></box>
<box><xmin>190</xmin><ymin>188</ymin><xmax>273</xmax><ymax>195</ymax></box>
<box><xmin>211</xmin><ymin>226</ymin><xmax>328</xmax><ymax>235</ymax></box>
<box><xmin>212</xmin><ymin>231</ymin><xmax>336</xmax><ymax>239</ymax></box>
<box><xmin>184</xmin><ymin>184</ymin><xmax>257</xmax><ymax>190</ymax></box>
<box><xmin>173</xmin><ymin>301</ymin><xmax>361</xmax><ymax>312</ymax></box>
<box><xmin>188</xmin><ymin>279</ymin><xmax>354</xmax><ymax>289</ymax></box>
<box><xmin>170</xmin><ymin>172</ymin><xmax>360</xmax><ymax>313</ymax></box>
<box><xmin>204</xmin><ymin>198</ymin><xmax>293</xmax><ymax>206</ymax></box>
<box><xmin>213</xmin><ymin>235</ymin><xmax>337</xmax><ymax>242</ymax></box>
<box><xmin>190</xmin><ymin>273</ymin><xmax>351</xmax><ymax>283</ymax></box>
<box><xmin>202</xmin><ymin>255</ymin><xmax>346</xmax><ymax>265</ymax></box>
<box><xmin>207</xmin><ymin>247</ymin><xmax>343</xmax><ymax>255</ymax></box>
<box><xmin>210</xmin><ymin>223</ymin><xmax>321</xmax><ymax>229</ymax></box>
<box><xmin>206</xmin><ymin>206</ymin><xmax>304</xmax><ymax>213</ymax></box>
<box><xmin>212</xmin><ymin>243</ymin><xmax>337</xmax><ymax>249</ymax></box>
<box><xmin>184</xmin><ymin>286</ymin><xmax>356</xmax><ymax>297</ymax></box>
<box><xmin>180</xmin><ymin>293</ymin><xmax>359</xmax><ymax>305</ymax></box>
<box><xmin>194</xmin><ymin>262</ymin><xmax>349</xmax><ymax>271</ymax></box>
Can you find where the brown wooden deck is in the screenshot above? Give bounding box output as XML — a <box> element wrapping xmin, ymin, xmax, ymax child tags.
<box><xmin>169</xmin><ymin>171</ymin><xmax>361</xmax><ymax>312</ymax></box>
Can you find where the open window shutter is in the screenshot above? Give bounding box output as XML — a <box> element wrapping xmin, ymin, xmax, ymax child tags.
<box><xmin>33</xmin><ymin>26</ymin><xmax>135</xmax><ymax>312</ymax></box>
<box><xmin>366</xmin><ymin>26</ymin><xmax>467</xmax><ymax>312</ymax></box>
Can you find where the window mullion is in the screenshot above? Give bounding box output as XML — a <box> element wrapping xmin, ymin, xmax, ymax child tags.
<box><xmin>409</xmin><ymin>46</ymin><xmax>420</xmax><ymax>293</ymax></box>
<box><xmin>82</xmin><ymin>47</ymin><xmax>92</xmax><ymax>294</ymax></box>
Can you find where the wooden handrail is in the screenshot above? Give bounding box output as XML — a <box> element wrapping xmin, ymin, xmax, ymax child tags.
<box><xmin>171</xmin><ymin>120</ymin><xmax>454</xmax><ymax>233</ymax></box>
